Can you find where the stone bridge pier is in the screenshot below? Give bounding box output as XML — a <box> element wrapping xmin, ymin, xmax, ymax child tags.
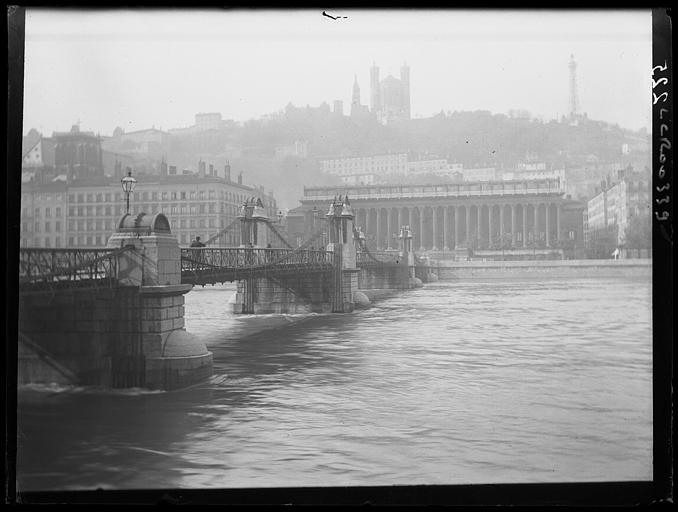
<box><xmin>19</xmin><ymin>213</ymin><xmax>213</xmax><ymax>390</ymax></box>
<box><xmin>326</xmin><ymin>195</ymin><xmax>360</xmax><ymax>313</ymax></box>
<box><xmin>399</xmin><ymin>225</ymin><xmax>420</xmax><ymax>288</ymax></box>
<box><xmin>233</xmin><ymin>196</ymin><xmax>360</xmax><ymax>314</ymax></box>
<box><xmin>356</xmin><ymin>225</ymin><xmax>423</xmax><ymax>303</ymax></box>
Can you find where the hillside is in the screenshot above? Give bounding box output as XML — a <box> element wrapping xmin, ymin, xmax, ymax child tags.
<box><xmin>165</xmin><ymin>107</ymin><xmax>650</xmax><ymax>209</ymax></box>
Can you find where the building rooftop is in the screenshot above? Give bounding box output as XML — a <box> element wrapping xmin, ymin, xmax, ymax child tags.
<box><xmin>121</xmin><ymin>128</ymin><xmax>169</xmax><ymax>136</ymax></box>
<box><xmin>302</xmin><ymin>178</ymin><xmax>564</xmax><ymax>201</ymax></box>
<box><xmin>22</xmin><ymin>131</ymin><xmax>42</xmax><ymax>158</ymax></box>
<box><xmin>52</xmin><ymin>130</ymin><xmax>98</xmax><ymax>138</ymax></box>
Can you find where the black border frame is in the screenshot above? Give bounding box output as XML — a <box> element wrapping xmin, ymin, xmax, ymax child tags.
<box><xmin>5</xmin><ymin>5</ymin><xmax>673</xmax><ymax>506</ymax></box>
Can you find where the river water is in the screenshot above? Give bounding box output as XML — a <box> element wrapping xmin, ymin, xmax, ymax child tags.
<box><xmin>16</xmin><ymin>277</ymin><xmax>653</xmax><ymax>491</ymax></box>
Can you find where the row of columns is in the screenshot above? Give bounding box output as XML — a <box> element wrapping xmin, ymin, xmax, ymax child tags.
<box><xmin>351</xmin><ymin>203</ymin><xmax>563</xmax><ymax>251</ymax></box>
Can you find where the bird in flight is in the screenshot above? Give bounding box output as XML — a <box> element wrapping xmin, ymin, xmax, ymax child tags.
<box><xmin>323</xmin><ymin>11</ymin><xmax>347</xmax><ymax>20</ymax></box>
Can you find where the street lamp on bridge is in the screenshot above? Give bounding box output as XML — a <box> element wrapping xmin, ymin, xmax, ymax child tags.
<box><xmin>121</xmin><ymin>169</ymin><xmax>137</xmax><ymax>215</ymax></box>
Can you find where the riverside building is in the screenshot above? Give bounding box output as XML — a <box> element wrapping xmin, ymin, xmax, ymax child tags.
<box><xmin>300</xmin><ymin>178</ymin><xmax>584</xmax><ymax>255</ymax></box>
<box><xmin>20</xmin><ymin>167</ymin><xmax>277</xmax><ymax>248</ymax></box>
<box><xmin>585</xmin><ymin>167</ymin><xmax>651</xmax><ymax>254</ymax></box>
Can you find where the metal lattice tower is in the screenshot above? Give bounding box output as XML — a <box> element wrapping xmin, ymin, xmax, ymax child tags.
<box><xmin>568</xmin><ymin>54</ymin><xmax>579</xmax><ymax>118</ymax></box>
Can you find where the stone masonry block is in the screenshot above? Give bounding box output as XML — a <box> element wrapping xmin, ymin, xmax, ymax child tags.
<box><xmin>141</xmin><ymin>318</ymin><xmax>175</xmax><ymax>334</ymax></box>
<box><xmin>143</xmin><ymin>308</ymin><xmax>163</xmax><ymax>321</ymax></box>
<box><xmin>139</xmin><ymin>296</ymin><xmax>159</xmax><ymax>309</ymax></box>
<box><xmin>141</xmin><ymin>333</ymin><xmax>163</xmax><ymax>358</ymax></box>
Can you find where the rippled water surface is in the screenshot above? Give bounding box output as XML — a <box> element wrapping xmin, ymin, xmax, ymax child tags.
<box><xmin>17</xmin><ymin>277</ymin><xmax>653</xmax><ymax>491</ymax></box>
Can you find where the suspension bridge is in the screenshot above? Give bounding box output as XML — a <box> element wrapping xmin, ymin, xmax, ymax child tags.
<box><xmin>20</xmin><ymin>196</ymin><xmax>430</xmax><ymax>294</ymax></box>
<box><xmin>18</xmin><ymin>196</ymin><xmax>435</xmax><ymax>390</ymax></box>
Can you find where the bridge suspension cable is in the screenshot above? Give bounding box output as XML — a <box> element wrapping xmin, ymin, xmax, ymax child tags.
<box><xmin>181</xmin><ymin>220</ymin><xmax>333</xmax><ymax>280</ymax></box>
<box><xmin>205</xmin><ymin>218</ymin><xmax>295</xmax><ymax>249</ymax></box>
<box><xmin>353</xmin><ymin>225</ymin><xmax>395</xmax><ymax>265</ymax></box>
<box><xmin>265</xmin><ymin>222</ymin><xmax>295</xmax><ymax>249</ymax></box>
<box><xmin>204</xmin><ymin>218</ymin><xmax>241</xmax><ymax>246</ymax></box>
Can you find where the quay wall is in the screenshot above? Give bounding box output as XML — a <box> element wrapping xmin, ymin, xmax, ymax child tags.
<box><xmin>435</xmin><ymin>259</ymin><xmax>652</xmax><ymax>280</ymax></box>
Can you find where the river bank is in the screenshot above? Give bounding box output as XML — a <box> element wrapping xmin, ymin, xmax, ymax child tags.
<box><xmin>434</xmin><ymin>258</ymin><xmax>651</xmax><ymax>279</ymax></box>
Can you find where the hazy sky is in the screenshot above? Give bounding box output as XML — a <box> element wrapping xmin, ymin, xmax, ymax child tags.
<box><xmin>22</xmin><ymin>9</ymin><xmax>652</xmax><ymax>136</ymax></box>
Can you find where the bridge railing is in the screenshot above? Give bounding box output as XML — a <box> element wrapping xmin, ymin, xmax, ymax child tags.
<box><xmin>180</xmin><ymin>247</ymin><xmax>335</xmax><ymax>274</ymax></box>
<box><xmin>19</xmin><ymin>247</ymin><xmax>133</xmax><ymax>292</ymax></box>
<box><xmin>357</xmin><ymin>250</ymin><xmax>404</xmax><ymax>266</ymax></box>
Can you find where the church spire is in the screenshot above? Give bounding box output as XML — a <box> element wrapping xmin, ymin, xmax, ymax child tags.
<box><xmin>352</xmin><ymin>73</ymin><xmax>361</xmax><ymax>107</ymax></box>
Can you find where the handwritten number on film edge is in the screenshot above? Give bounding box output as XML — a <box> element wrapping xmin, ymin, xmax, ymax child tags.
<box><xmin>652</xmin><ymin>60</ymin><xmax>671</xmax><ymax>227</ymax></box>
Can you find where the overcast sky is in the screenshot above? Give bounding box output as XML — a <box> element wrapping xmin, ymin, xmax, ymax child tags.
<box><xmin>22</xmin><ymin>9</ymin><xmax>652</xmax><ymax>136</ymax></box>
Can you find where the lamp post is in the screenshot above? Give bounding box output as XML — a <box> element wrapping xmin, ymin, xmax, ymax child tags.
<box><xmin>312</xmin><ymin>205</ymin><xmax>326</xmax><ymax>247</ymax></box>
<box><xmin>121</xmin><ymin>169</ymin><xmax>137</xmax><ymax>215</ymax></box>
<box><xmin>311</xmin><ymin>206</ymin><xmax>318</xmax><ymax>235</ymax></box>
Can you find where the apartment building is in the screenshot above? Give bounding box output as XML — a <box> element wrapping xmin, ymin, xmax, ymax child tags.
<box><xmin>585</xmin><ymin>168</ymin><xmax>651</xmax><ymax>248</ymax></box>
<box><xmin>20</xmin><ymin>173</ymin><xmax>277</xmax><ymax>248</ymax></box>
<box><xmin>320</xmin><ymin>153</ymin><xmax>409</xmax><ymax>177</ymax></box>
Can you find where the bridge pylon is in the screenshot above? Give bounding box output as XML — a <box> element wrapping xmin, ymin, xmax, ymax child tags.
<box><xmin>238</xmin><ymin>197</ymin><xmax>270</xmax><ymax>248</ymax></box>
<box><xmin>326</xmin><ymin>195</ymin><xmax>360</xmax><ymax>312</ymax></box>
<box><xmin>399</xmin><ymin>225</ymin><xmax>422</xmax><ymax>288</ymax></box>
<box><xmin>236</xmin><ymin>198</ymin><xmax>271</xmax><ymax>313</ymax></box>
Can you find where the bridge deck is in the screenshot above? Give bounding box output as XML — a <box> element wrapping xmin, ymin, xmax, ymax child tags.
<box><xmin>19</xmin><ymin>247</ymin><xmax>133</xmax><ymax>295</ymax></box>
<box><xmin>180</xmin><ymin>248</ymin><xmax>336</xmax><ymax>285</ymax></box>
<box><xmin>19</xmin><ymin>246</ymin><xmax>417</xmax><ymax>293</ymax></box>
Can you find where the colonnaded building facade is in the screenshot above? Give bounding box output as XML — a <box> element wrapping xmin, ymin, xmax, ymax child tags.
<box><xmin>298</xmin><ymin>179</ymin><xmax>585</xmax><ymax>254</ymax></box>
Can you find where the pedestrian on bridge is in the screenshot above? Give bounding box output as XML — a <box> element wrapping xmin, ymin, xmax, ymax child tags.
<box><xmin>190</xmin><ymin>236</ymin><xmax>206</xmax><ymax>268</ymax></box>
<box><xmin>190</xmin><ymin>236</ymin><xmax>206</xmax><ymax>248</ymax></box>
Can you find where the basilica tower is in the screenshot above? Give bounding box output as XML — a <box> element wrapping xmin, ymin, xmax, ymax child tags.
<box><xmin>568</xmin><ymin>54</ymin><xmax>579</xmax><ymax>119</ymax></box>
<box><xmin>351</xmin><ymin>74</ymin><xmax>361</xmax><ymax>114</ymax></box>
<box><xmin>400</xmin><ymin>62</ymin><xmax>411</xmax><ymax>119</ymax></box>
<box><xmin>370</xmin><ymin>62</ymin><xmax>381</xmax><ymax>114</ymax></box>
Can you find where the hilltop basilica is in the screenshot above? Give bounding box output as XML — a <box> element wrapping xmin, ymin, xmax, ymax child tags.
<box><xmin>350</xmin><ymin>62</ymin><xmax>411</xmax><ymax>124</ymax></box>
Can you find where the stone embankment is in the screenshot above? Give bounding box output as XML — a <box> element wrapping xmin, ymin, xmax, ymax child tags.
<box><xmin>435</xmin><ymin>258</ymin><xmax>651</xmax><ymax>280</ymax></box>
